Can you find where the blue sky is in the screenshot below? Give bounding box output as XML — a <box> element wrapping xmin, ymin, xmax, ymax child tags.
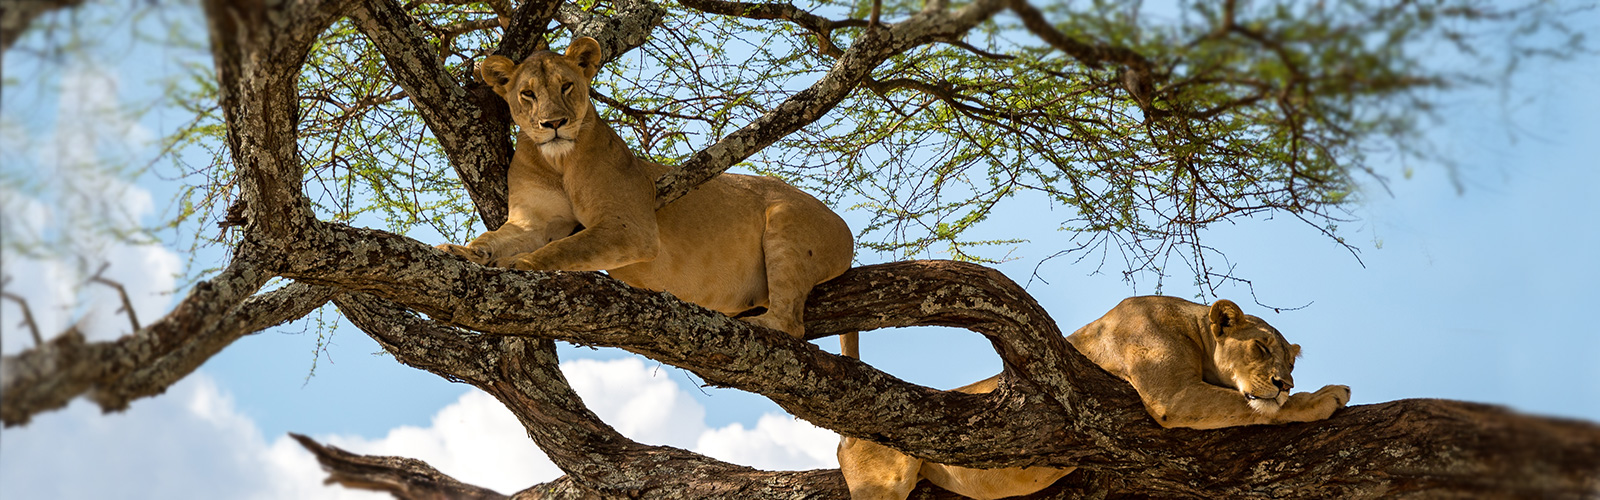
<box><xmin>2</xmin><ymin>2</ymin><xmax>1597</xmax><ymax>498</ymax></box>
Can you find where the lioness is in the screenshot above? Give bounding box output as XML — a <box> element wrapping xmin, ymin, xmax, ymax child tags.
<box><xmin>838</xmin><ymin>296</ymin><xmax>1351</xmax><ymax>500</ymax></box>
<box><xmin>437</xmin><ymin>37</ymin><xmax>854</xmax><ymax>338</ymax></box>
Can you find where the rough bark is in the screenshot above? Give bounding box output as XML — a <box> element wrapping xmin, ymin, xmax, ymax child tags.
<box><xmin>291</xmin><ymin>259</ymin><xmax>1600</xmax><ymax>498</ymax></box>
<box><xmin>4</xmin><ymin>0</ymin><xmax>1598</xmax><ymax>498</ymax></box>
<box><xmin>350</xmin><ymin>0</ymin><xmax>519</xmax><ymax>229</ymax></box>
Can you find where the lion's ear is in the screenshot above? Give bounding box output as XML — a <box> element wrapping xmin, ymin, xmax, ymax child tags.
<box><xmin>565</xmin><ymin>37</ymin><xmax>602</xmax><ymax>81</ymax></box>
<box><xmin>1208</xmin><ymin>299</ymin><xmax>1244</xmax><ymax>334</ymax></box>
<box><xmin>478</xmin><ymin>55</ymin><xmax>517</xmax><ymax>95</ymax></box>
<box><xmin>1290</xmin><ymin>343</ymin><xmax>1302</xmax><ymax>359</ymax></box>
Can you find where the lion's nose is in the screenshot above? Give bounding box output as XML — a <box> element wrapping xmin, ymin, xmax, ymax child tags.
<box><xmin>1272</xmin><ymin>378</ymin><xmax>1290</xmax><ymax>391</ymax></box>
<box><xmin>541</xmin><ymin>118</ymin><xmax>568</xmax><ymax>130</ymax></box>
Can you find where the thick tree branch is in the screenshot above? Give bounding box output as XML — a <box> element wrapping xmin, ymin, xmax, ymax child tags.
<box><xmin>495</xmin><ymin>0</ymin><xmax>562</xmax><ymax>61</ymax></box>
<box><xmin>202</xmin><ymin>0</ymin><xmax>347</xmax><ymax>240</ymax></box>
<box><xmin>262</xmin><ymin>221</ymin><xmax>1600</xmax><ymax>496</ymax></box>
<box><xmin>556</xmin><ymin>0</ymin><xmax>666</xmax><ymax>66</ymax></box>
<box><xmin>332</xmin><ymin>291</ymin><xmax>858</xmax><ymax>498</ymax></box>
<box><xmin>0</xmin><ymin>0</ymin><xmax>87</xmax><ymax>52</ymax></box>
<box><xmin>1</xmin><ymin>258</ymin><xmax>333</xmax><ymax>425</ymax></box>
<box><xmin>271</xmin><ymin>224</ymin><xmax>1084</xmax><ymax>467</ymax></box>
<box><xmin>350</xmin><ymin>0</ymin><xmax>520</xmax><ymax>229</ymax></box>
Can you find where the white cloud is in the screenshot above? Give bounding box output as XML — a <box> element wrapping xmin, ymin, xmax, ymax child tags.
<box><xmin>0</xmin><ymin>373</ymin><xmax>381</xmax><ymax>500</ymax></box>
<box><xmin>562</xmin><ymin>357</ymin><xmax>709</xmax><ymax>449</ymax></box>
<box><xmin>327</xmin><ymin>357</ymin><xmax>839</xmax><ymax>493</ymax></box>
<box><xmin>324</xmin><ymin>389</ymin><xmax>561</xmax><ymax>494</ymax></box>
<box><xmin>696</xmin><ymin>413</ymin><xmax>840</xmax><ymax>471</ymax></box>
<box><xmin>0</xmin><ymin>358</ymin><xmax>841</xmax><ymax>499</ymax></box>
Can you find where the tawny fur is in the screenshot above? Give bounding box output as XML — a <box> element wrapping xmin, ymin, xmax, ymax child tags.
<box><xmin>838</xmin><ymin>296</ymin><xmax>1350</xmax><ymax>500</ymax></box>
<box><xmin>436</xmin><ymin>37</ymin><xmax>854</xmax><ymax>338</ymax></box>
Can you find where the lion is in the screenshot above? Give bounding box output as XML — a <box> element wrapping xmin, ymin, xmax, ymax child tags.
<box><xmin>837</xmin><ymin>296</ymin><xmax>1351</xmax><ymax>499</ymax></box>
<box><xmin>435</xmin><ymin>37</ymin><xmax>854</xmax><ymax>338</ymax></box>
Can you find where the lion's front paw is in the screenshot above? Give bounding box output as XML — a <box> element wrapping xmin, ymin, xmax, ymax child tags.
<box><xmin>502</xmin><ymin>253</ymin><xmax>549</xmax><ymax>271</ymax></box>
<box><xmin>436</xmin><ymin>243</ymin><xmax>490</xmax><ymax>265</ymax></box>
<box><xmin>1314</xmin><ymin>384</ymin><xmax>1351</xmax><ymax>408</ymax></box>
<box><xmin>1279</xmin><ymin>385</ymin><xmax>1349</xmax><ymax>423</ymax></box>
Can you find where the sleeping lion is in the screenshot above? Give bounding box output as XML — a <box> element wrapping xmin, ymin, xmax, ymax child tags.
<box><xmin>838</xmin><ymin>296</ymin><xmax>1351</xmax><ymax>499</ymax></box>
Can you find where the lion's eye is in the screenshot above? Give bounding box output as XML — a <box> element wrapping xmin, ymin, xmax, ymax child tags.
<box><xmin>561</xmin><ymin>82</ymin><xmax>573</xmax><ymax>94</ymax></box>
<box><xmin>1254</xmin><ymin>341</ymin><xmax>1271</xmax><ymax>356</ymax></box>
<box><xmin>521</xmin><ymin>89</ymin><xmax>536</xmax><ymax>100</ymax></box>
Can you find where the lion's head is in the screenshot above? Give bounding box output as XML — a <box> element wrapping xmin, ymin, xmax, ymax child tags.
<box><xmin>478</xmin><ymin>37</ymin><xmax>603</xmax><ymax>158</ymax></box>
<box><xmin>1207</xmin><ymin>299</ymin><xmax>1302</xmax><ymax>414</ymax></box>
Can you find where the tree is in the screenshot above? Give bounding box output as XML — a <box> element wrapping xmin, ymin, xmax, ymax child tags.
<box><xmin>3</xmin><ymin>0</ymin><xmax>1598</xmax><ymax>498</ymax></box>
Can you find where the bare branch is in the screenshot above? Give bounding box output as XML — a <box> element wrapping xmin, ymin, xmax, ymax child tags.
<box><xmin>1004</xmin><ymin>0</ymin><xmax>1151</xmax><ymax>71</ymax></box>
<box><xmin>291</xmin><ymin>433</ymin><xmax>511</xmax><ymax>500</ymax></box>
<box><xmin>87</xmin><ymin>262</ymin><xmax>141</xmax><ymax>333</ymax></box>
<box><xmin>0</xmin><ymin>275</ymin><xmax>43</xmax><ymax>346</ymax></box>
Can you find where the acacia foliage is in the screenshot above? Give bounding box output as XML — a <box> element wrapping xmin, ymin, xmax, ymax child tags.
<box><xmin>161</xmin><ymin>0</ymin><xmax>1584</xmax><ymax>287</ymax></box>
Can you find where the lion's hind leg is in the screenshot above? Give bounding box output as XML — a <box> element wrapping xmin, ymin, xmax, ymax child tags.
<box><xmin>838</xmin><ymin>437</ymin><xmax>920</xmax><ymax>500</ymax></box>
<box><xmin>743</xmin><ymin>201</ymin><xmax>853</xmax><ymax>338</ymax></box>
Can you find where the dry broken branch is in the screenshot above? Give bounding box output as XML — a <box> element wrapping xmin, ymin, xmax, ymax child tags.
<box><xmin>291</xmin><ymin>433</ymin><xmax>512</xmax><ymax>500</ymax></box>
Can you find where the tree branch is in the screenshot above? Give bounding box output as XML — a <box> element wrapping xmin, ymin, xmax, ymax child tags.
<box><xmin>87</xmin><ymin>262</ymin><xmax>141</xmax><ymax>333</ymax></box>
<box><xmin>332</xmin><ymin>291</ymin><xmax>859</xmax><ymax>498</ymax></box>
<box><xmin>653</xmin><ymin>0</ymin><xmax>1008</xmax><ymax>208</ymax></box>
<box><xmin>556</xmin><ymin>0</ymin><xmax>667</xmax><ymax>66</ymax></box>
<box><xmin>291</xmin><ymin>433</ymin><xmax>512</xmax><ymax>500</ymax></box>
<box><xmin>1</xmin><ymin>257</ymin><xmax>331</xmax><ymax>426</ymax></box>
<box><xmin>350</xmin><ymin>0</ymin><xmax>520</xmax><ymax>229</ymax></box>
<box><xmin>1</xmin><ymin>275</ymin><xmax>44</xmax><ymax>346</ymax></box>
<box><xmin>0</xmin><ymin>0</ymin><xmax>87</xmax><ymax>52</ymax></box>
<box><xmin>675</xmin><ymin>0</ymin><xmax>867</xmax><ymax>58</ymax></box>
<box><xmin>201</xmin><ymin>0</ymin><xmax>348</xmax><ymax>240</ymax></box>
<box><xmin>261</xmin><ymin>220</ymin><xmax>1600</xmax><ymax>496</ymax></box>
<box><xmin>1003</xmin><ymin>0</ymin><xmax>1150</xmax><ymax>71</ymax></box>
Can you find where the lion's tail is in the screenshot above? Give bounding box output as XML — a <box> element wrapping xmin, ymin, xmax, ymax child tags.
<box><xmin>840</xmin><ymin>331</ymin><xmax>859</xmax><ymax>359</ymax></box>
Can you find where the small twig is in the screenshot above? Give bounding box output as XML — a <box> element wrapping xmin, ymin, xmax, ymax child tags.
<box><xmin>88</xmin><ymin>263</ymin><xmax>141</xmax><ymax>333</ymax></box>
<box><xmin>1</xmin><ymin>276</ymin><xmax>44</xmax><ymax>346</ymax></box>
